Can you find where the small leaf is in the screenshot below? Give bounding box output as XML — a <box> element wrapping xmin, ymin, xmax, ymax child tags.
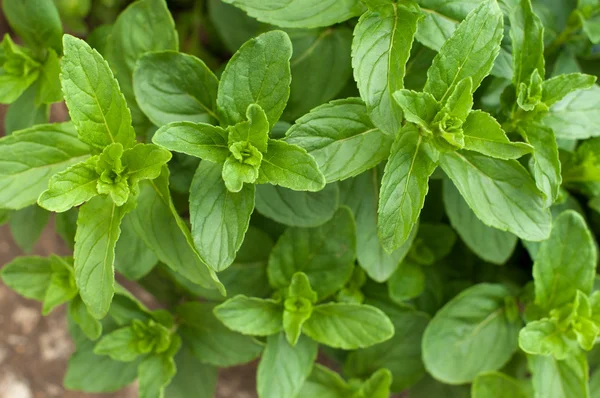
<box><xmin>137</xmin><ymin>335</ymin><xmax>181</xmax><ymax>398</ymax></box>
<box><xmin>541</xmin><ymin>73</ymin><xmax>597</xmax><ymax>107</ymax></box>
<box><xmin>471</xmin><ymin>372</ymin><xmax>528</xmax><ymax>398</ymax></box>
<box><xmin>94</xmin><ymin>326</ymin><xmax>141</xmax><ymax>362</ymax></box>
<box><xmin>528</xmin><ymin>353</ymin><xmax>589</xmax><ymax>398</ymax></box>
<box><xmin>543</xmin><ymin>85</ymin><xmax>600</xmax><ymax>140</ymax></box>
<box><xmin>392</xmin><ymin>89</ymin><xmax>440</xmax><ymax>128</ymax></box>
<box><xmin>0</xmin><ymin>256</ymin><xmax>54</xmax><ymax>300</ymax></box>
<box><xmin>510</xmin><ymin>0</ymin><xmax>545</xmax><ymax>88</ymax></box>
<box><xmin>153</xmin><ymin>122</ymin><xmax>230</xmax><ymax>164</ymax></box>
<box><xmin>214</xmin><ymin>295</ymin><xmax>283</xmax><ymax>336</ymax></box>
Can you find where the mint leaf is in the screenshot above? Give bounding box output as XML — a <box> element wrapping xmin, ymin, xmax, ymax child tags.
<box><xmin>133</xmin><ymin>51</ymin><xmax>219</xmax><ymax>127</ymax></box>
<box><xmin>2</xmin><ymin>0</ymin><xmax>63</xmax><ymax>53</ymax></box>
<box><xmin>106</xmin><ymin>0</ymin><xmax>178</xmax><ymax>130</ymax></box>
<box><xmin>0</xmin><ymin>122</ymin><xmax>91</xmax><ymax>210</ymax></box>
<box><xmin>8</xmin><ymin>205</ymin><xmax>50</xmax><ymax>253</ymax></box>
<box><xmin>255</xmin><ymin>184</ymin><xmax>339</xmax><ymax>228</ymax></box>
<box><xmin>388</xmin><ymin>261</ymin><xmax>425</xmax><ymax>302</ymax></box>
<box><xmin>114</xmin><ymin>215</ymin><xmax>158</xmax><ymax>281</ymax></box>
<box><xmin>190</xmin><ymin>161</ymin><xmax>255</xmax><ymax>271</ymax></box>
<box><xmin>35</xmin><ymin>48</ymin><xmax>62</xmax><ymax>105</ymax></box>
<box><xmin>352</xmin><ymin>1</ymin><xmax>422</xmax><ymax>135</ymax></box>
<box><xmin>228</xmin><ymin>104</ymin><xmax>270</xmax><ymax>153</ymax></box>
<box><xmin>68</xmin><ymin>295</ymin><xmax>102</xmax><ymax>341</ymax></box>
<box><xmin>164</xmin><ymin>347</ymin><xmax>217</xmax><ymax>398</ymax></box>
<box><xmin>122</xmin><ymin>144</ymin><xmax>172</xmax><ymax>186</ymax></box>
<box><xmin>0</xmin><ymin>35</ymin><xmax>41</xmax><ymax>104</ymax></box>
<box><xmin>303</xmin><ymin>302</ymin><xmax>393</xmax><ymax>349</ymax></box>
<box><xmin>541</xmin><ymin>73</ymin><xmax>597</xmax><ymax>106</ymax></box>
<box><xmin>267</xmin><ymin>207</ymin><xmax>356</xmax><ymax>299</ymax></box>
<box><xmin>257</xmin><ymin>333</ymin><xmax>318</xmax><ymax>398</ymax></box>
<box><xmin>42</xmin><ymin>257</ymin><xmax>77</xmax><ymax>315</ymax></box>
<box><xmin>510</xmin><ymin>0</ymin><xmax>545</xmax><ymax>88</ymax></box>
<box><xmin>533</xmin><ymin>210</ymin><xmax>596</xmax><ymax>311</ymax></box>
<box><xmin>137</xmin><ymin>335</ymin><xmax>181</xmax><ymax>398</ymax></box>
<box><xmin>438</xmin><ymin>151</ymin><xmax>551</xmax><ymax>241</ymax></box>
<box><xmin>422</xmin><ymin>284</ymin><xmax>521</xmax><ymax>384</ymax></box>
<box><xmin>463</xmin><ymin>110</ymin><xmax>533</xmax><ymax>160</ymax></box>
<box><xmin>257</xmin><ymin>139</ymin><xmax>326</xmax><ymax>191</ymax></box>
<box><xmin>392</xmin><ymin>89</ymin><xmax>440</xmax><ymax>128</ymax></box>
<box><xmin>217</xmin><ymin>30</ymin><xmax>292</xmax><ymax>128</ymax></box>
<box><xmin>222</xmin><ymin>0</ymin><xmax>365</xmax><ymax>29</ymax></box>
<box><xmin>94</xmin><ymin>326</ymin><xmax>143</xmax><ymax>362</ymax></box>
<box><xmin>74</xmin><ymin>195</ymin><xmax>133</xmax><ymax>319</ymax></box>
<box><xmin>528</xmin><ymin>353</ymin><xmax>589</xmax><ymax>398</ymax></box>
<box><xmin>543</xmin><ymin>85</ymin><xmax>600</xmax><ymax>140</ymax></box>
<box><xmin>286</xmin><ymin>98</ymin><xmax>393</xmax><ymax>182</ymax></box>
<box><xmin>153</xmin><ymin>122</ymin><xmax>229</xmax><ymax>163</ymax></box>
<box><xmin>214</xmin><ymin>295</ymin><xmax>283</xmax><ymax>336</ymax></box>
<box><xmin>471</xmin><ymin>372</ymin><xmax>528</xmax><ymax>398</ymax></box>
<box><xmin>424</xmin><ymin>0</ymin><xmax>503</xmax><ymax>102</ymax></box>
<box><xmin>0</xmin><ymin>256</ymin><xmax>54</xmax><ymax>300</ymax></box>
<box><xmin>378</xmin><ymin>126</ymin><xmax>438</xmax><ymax>252</ymax></box>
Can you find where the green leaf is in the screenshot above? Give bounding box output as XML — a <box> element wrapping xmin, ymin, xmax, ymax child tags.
<box><xmin>359</xmin><ymin>368</ymin><xmax>393</xmax><ymax>398</ymax></box>
<box><xmin>255</xmin><ymin>183</ymin><xmax>339</xmax><ymax>228</ymax></box>
<box><xmin>519</xmin><ymin>121</ymin><xmax>562</xmax><ymax>206</ymax></box>
<box><xmin>443</xmin><ymin>179</ymin><xmax>517</xmax><ymax>265</ymax></box>
<box><xmin>341</xmin><ymin>169</ymin><xmax>417</xmax><ymax>282</ymax></box>
<box><xmin>352</xmin><ymin>2</ymin><xmax>422</xmax><ymax>135</ymax></box>
<box><xmin>518</xmin><ymin>319</ymin><xmax>571</xmax><ymax>358</ymax></box>
<box><xmin>74</xmin><ymin>195</ymin><xmax>133</xmax><ymax>319</ymax></box>
<box><xmin>4</xmin><ymin>83</ymin><xmax>49</xmax><ymax>135</ymax></box>
<box><xmin>61</xmin><ymin>35</ymin><xmax>136</xmax><ymax>150</ymax></box>
<box><xmin>345</xmin><ymin>306</ymin><xmax>429</xmax><ymax>392</ymax></box>
<box><xmin>114</xmin><ymin>215</ymin><xmax>158</xmax><ymax>280</ymax></box>
<box><xmin>137</xmin><ymin>335</ymin><xmax>181</xmax><ymax>398</ymax></box>
<box><xmin>190</xmin><ymin>161</ymin><xmax>255</xmax><ymax>271</ymax></box>
<box><xmin>257</xmin><ymin>139</ymin><xmax>326</xmax><ymax>191</ymax></box>
<box><xmin>42</xmin><ymin>257</ymin><xmax>77</xmax><ymax>314</ymax></box>
<box><xmin>378</xmin><ymin>126</ymin><xmax>438</xmax><ymax>252</ymax></box>
<box><xmin>422</xmin><ymin>284</ymin><xmax>521</xmax><ymax>384</ymax></box>
<box><xmin>106</xmin><ymin>0</ymin><xmax>178</xmax><ymax>130</ymax></box>
<box><xmin>303</xmin><ymin>302</ymin><xmax>394</xmax><ymax>349</ymax></box>
<box><xmin>392</xmin><ymin>89</ymin><xmax>440</xmax><ymax>128</ymax></box>
<box><xmin>471</xmin><ymin>372</ymin><xmax>528</xmax><ymax>398</ymax></box>
<box><xmin>222</xmin><ymin>0</ymin><xmax>365</xmax><ymax>29</ymax></box>
<box><xmin>268</xmin><ymin>207</ymin><xmax>356</xmax><ymax>299</ymax></box>
<box><xmin>285</xmin><ymin>27</ymin><xmax>352</xmax><ymax>120</ymax></box>
<box><xmin>257</xmin><ymin>333</ymin><xmax>318</xmax><ymax>398</ymax></box>
<box><xmin>424</xmin><ymin>0</ymin><xmax>503</xmax><ymax>102</ymax></box>
<box><xmin>463</xmin><ymin>110</ymin><xmax>533</xmax><ymax>160</ymax></box>
<box><xmin>510</xmin><ymin>0</ymin><xmax>545</xmax><ymax>89</ymax></box>
<box><xmin>388</xmin><ymin>261</ymin><xmax>425</xmax><ymax>302</ymax></box>
<box><xmin>0</xmin><ymin>35</ymin><xmax>41</xmax><ymax>104</ymax></box>
<box><xmin>298</xmin><ymin>364</ymin><xmax>352</xmax><ymax>398</ymax></box>
<box><xmin>8</xmin><ymin>205</ymin><xmax>50</xmax><ymax>253</ymax></box>
<box><xmin>0</xmin><ymin>122</ymin><xmax>91</xmax><ymax>210</ymax></box>
<box><xmin>214</xmin><ymin>295</ymin><xmax>283</xmax><ymax>336</ymax></box>
<box><xmin>38</xmin><ymin>156</ymin><xmax>99</xmax><ymax>213</ymax></box>
<box><xmin>409</xmin><ymin>374</ymin><xmax>470</xmax><ymax>398</ymax></box>
<box><xmin>438</xmin><ymin>151</ymin><xmax>551</xmax><ymax>241</ymax></box>
<box><xmin>2</xmin><ymin>0</ymin><xmax>63</xmax><ymax>53</ymax></box>
<box><xmin>286</xmin><ymin>98</ymin><xmax>393</xmax><ymax>182</ymax></box>
<box><xmin>217</xmin><ymin>30</ymin><xmax>292</xmax><ymax>128</ymax></box>
<box><xmin>0</xmin><ymin>256</ymin><xmax>54</xmax><ymax>300</ymax></box>
<box><xmin>528</xmin><ymin>353</ymin><xmax>590</xmax><ymax>398</ymax></box>
<box><xmin>543</xmin><ymin>85</ymin><xmax>600</xmax><ymax>140</ymax></box>
<box><xmin>133</xmin><ymin>51</ymin><xmax>219</xmax><ymax>127</ymax></box>
<box><xmin>176</xmin><ymin>302</ymin><xmax>263</xmax><ymax>367</ymax></box>
<box><xmin>68</xmin><ymin>295</ymin><xmax>102</xmax><ymax>341</ymax></box>
<box><xmin>228</xmin><ymin>104</ymin><xmax>270</xmax><ymax>153</ymax></box>
<box><xmin>579</xmin><ymin>9</ymin><xmax>600</xmax><ymax>44</ymax></box>
<box><xmin>128</xmin><ymin>167</ymin><xmax>224</xmax><ymax>293</ymax></box>
<box><xmin>94</xmin><ymin>326</ymin><xmax>142</xmax><ymax>362</ymax></box>
<box><xmin>164</xmin><ymin>346</ymin><xmax>217</xmax><ymax>398</ymax></box>
<box><xmin>283</xmin><ymin>273</ymin><xmax>317</xmax><ymax>345</ymax></box>
<box><xmin>208</xmin><ymin>0</ymin><xmax>265</xmax><ymax>53</ymax></box>
<box><xmin>153</xmin><ymin>122</ymin><xmax>229</xmax><ymax>164</ymax></box>
<box><xmin>36</xmin><ymin>49</ymin><xmax>63</xmax><ymax>105</ymax></box>
<box><xmin>533</xmin><ymin>210</ymin><xmax>597</xmax><ymax>311</ymax></box>
<box><xmin>541</xmin><ymin>73</ymin><xmax>597</xmax><ymax>107</ymax></box>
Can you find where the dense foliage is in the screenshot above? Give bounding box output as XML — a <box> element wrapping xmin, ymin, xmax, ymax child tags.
<box><xmin>1</xmin><ymin>0</ymin><xmax>600</xmax><ymax>396</ymax></box>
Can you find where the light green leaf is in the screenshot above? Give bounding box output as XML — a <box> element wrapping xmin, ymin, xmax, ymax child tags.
<box><xmin>533</xmin><ymin>210</ymin><xmax>596</xmax><ymax>311</ymax></box>
<box><xmin>510</xmin><ymin>0</ymin><xmax>545</xmax><ymax>88</ymax></box>
<box><xmin>520</xmin><ymin>121</ymin><xmax>562</xmax><ymax>206</ymax></box>
<box><xmin>528</xmin><ymin>353</ymin><xmax>590</xmax><ymax>398</ymax></box>
<box><xmin>286</xmin><ymin>98</ymin><xmax>392</xmax><ymax>182</ymax></box>
<box><xmin>0</xmin><ymin>122</ymin><xmax>90</xmax><ymax>210</ymax></box>
<box><xmin>543</xmin><ymin>85</ymin><xmax>600</xmax><ymax>140</ymax></box>
<box><xmin>303</xmin><ymin>302</ymin><xmax>394</xmax><ymax>349</ymax></box>
<box><xmin>443</xmin><ymin>179</ymin><xmax>517</xmax><ymax>265</ymax></box>
<box><xmin>268</xmin><ymin>207</ymin><xmax>356</xmax><ymax>299</ymax></box>
<box><xmin>388</xmin><ymin>261</ymin><xmax>425</xmax><ymax>302</ymax></box>
<box><xmin>177</xmin><ymin>302</ymin><xmax>263</xmax><ymax>367</ymax></box>
<box><xmin>424</xmin><ymin>0</ymin><xmax>503</xmax><ymax>102</ymax></box>
<box><xmin>392</xmin><ymin>89</ymin><xmax>440</xmax><ymax>128</ymax></box>
<box><xmin>463</xmin><ymin>110</ymin><xmax>533</xmax><ymax>160</ymax></box>
<box><xmin>74</xmin><ymin>195</ymin><xmax>133</xmax><ymax>319</ymax></box>
<box><xmin>36</xmin><ymin>49</ymin><xmax>63</xmax><ymax>105</ymax></box>
<box><xmin>0</xmin><ymin>35</ymin><xmax>40</xmax><ymax>104</ymax></box>
<box><xmin>42</xmin><ymin>257</ymin><xmax>77</xmax><ymax>314</ymax></box>
<box><xmin>541</xmin><ymin>73</ymin><xmax>597</xmax><ymax>107</ymax></box>
<box><xmin>107</xmin><ymin>0</ymin><xmax>179</xmax><ymax>130</ymax></box>
<box><xmin>214</xmin><ymin>295</ymin><xmax>283</xmax><ymax>336</ymax></box>
<box><xmin>471</xmin><ymin>372</ymin><xmax>528</xmax><ymax>398</ymax></box>
<box><xmin>378</xmin><ymin>126</ymin><xmax>438</xmax><ymax>252</ymax></box>
<box><xmin>285</xmin><ymin>27</ymin><xmax>352</xmax><ymax>120</ymax></box>
<box><xmin>579</xmin><ymin>9</ymin><xmax>600</xmax><ymax>44</ymax></box>
<box><xmin>257</xmin><ymin>333</ymin><xmax>318</xmax><ymax>398</ymax></box>
<box><xmin>68</xmin><ymin>295</ymin><xmax>102</xmax><ymax>341</ymax></box>
<box><xmin>257</xmin><ymin>139</ymin><xmax>326</xmax><ymax>191</ymax></box>
<box><xmin>222</xmin><ymin>0</ymin><xmax>365</xmax><ymax>29</ymax></box>
<box><xmin>61</xmin><ymin>35</ymin><xmax>136</xmax><ymax>150</ymax></box>
<box><xmin>128</xmin><ymin>167</ymin><xmax>224</xmax><ymax>293</ymax></box>
<box><xmin>153</xmin><ymin>122</ymin><xmax>229</xmax><ymax>164</ymax></box>
<box><xmin>38</xmin><ymin>156</ymin><xmax>99</xmax><ymax>213</ymax></box>
<box><xmin>519</xmin><ymin>319</ymin><xmax>570</xmax><ymax>358</ymax></box>
<box><xmin>164</xmin><ymin>346</ymin><xmax>217</xmax><ymax>398</ymax></box>
<box><xmin>137</xmin><ymin>335</ymin><xmax>181</xmax><ymax>398</ymax></box>
<box><xmin>255</xmin><ymin>183</ymin><xmax>339</xmax><ymax>228</ymax></box>
<box><xmin>217</xmin><ymin>30</ymin><xmax>292</xmax><ymax>128</ymax></box>
<box><xmin>190</xmin><ymin>161</ymin><xmax>255</xmax><ymax>272</ymax></box>
<box><xmin>8</xmin><ymin>205</ymin><xmax>50</xmax><ymax>253</ymax></box>
<box><xmin>438</xmin><ymin>151</ymin><xmax>551</xmax><ymax>241</ymax></box>
<box><xmin>422</xmin><ymin>284</ymin><xmax>521</xmax><ymax>384</ymax></box>
<box><xmin>94</xmin><ymin>326</ymin><xmax>141</xmax><ymax>362</ymax></box>
<box><xmin>228</xmin><ymin>103</ymin><xmax>270</xmax><ymax>153</ymax></box>
<box><xmin>133</xmin><ymin>51</ymin><xmax>219</xmax><ymax>127</ymax></box>
<box><xmin>0</xmin><ymin>256</ymin><xmax>54</xmax><ymax>300</ymax></box>
<box><xmin>352</xmin><ymin>2</ymin><xmax>422</xmax><ymax>135</ymax></box>
<box><xmin>2</xmin><ymin>0</ymin><xmax>63</xmax><ymax>53</ymax></box>
<box><xmin>122</xmin><ymin>144</ymin><xmax>172</xmax><ymax>185</ymax></box>
<box><xmin>360</xmin><ymin>369</ymin><xmax>393</xmax><ymax>398</ymax></box>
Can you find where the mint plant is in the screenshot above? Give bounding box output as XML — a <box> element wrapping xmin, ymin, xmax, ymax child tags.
<box><xmin>1</xmin><ymin>0</ymin><xmax>600</xmax><ymax>397</ymax></box>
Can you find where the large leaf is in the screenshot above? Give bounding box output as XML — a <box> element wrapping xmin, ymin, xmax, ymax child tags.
<box><xmin>352</xmin><ymin>2</ymin><xmax>422</xmax><ymax>135</ymax></box>
<box><xmin>286</xmin><ymin>98</ymin><xmax>392</xmax><ymax>182</ymax></box>
<box><xmin>422</xmin><ymin>284</ymin><xmax>521</xmax><ymax>384</ymax></box>
<box><xmin>528</xmin><ymin>354</ymin><xmax>590</xmax><ymax>398</ymax></box>
<box><xmin>2</xmin><ymin>0</ymin><xmax>63</xmax><ymax>53</ymax></box>
<box><xmin>542</xmin><ymin>85</ymin><xmax>600</xmax><ymax>140</ymax></box>
<box><xmin>438</xmin><ymin>151</ymin><xmax>551</xmax><ymax>241</ymax></box>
